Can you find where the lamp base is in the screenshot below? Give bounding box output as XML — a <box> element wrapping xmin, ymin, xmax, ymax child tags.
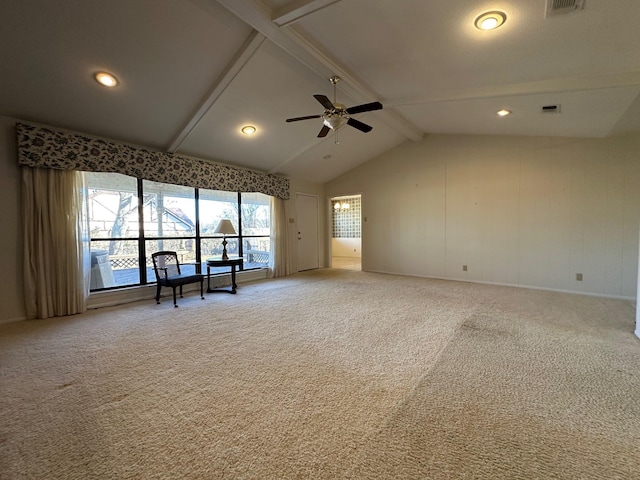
<box><xmin>221</xmin><ymin>237</ymin><xmax>229</xmax><ymax>261</ymax></box>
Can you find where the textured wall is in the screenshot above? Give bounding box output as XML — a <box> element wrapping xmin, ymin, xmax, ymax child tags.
<box><xmin>326</xmin><ymin>134</ymin><xmax>640</xmax><ymax>299</ymax></box>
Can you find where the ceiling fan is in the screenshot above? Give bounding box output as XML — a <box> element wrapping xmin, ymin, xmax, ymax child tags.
<box><xmin>285</xmin><ymin>75</ymin><xmax>383</xmax><ymax>139</ymax></box>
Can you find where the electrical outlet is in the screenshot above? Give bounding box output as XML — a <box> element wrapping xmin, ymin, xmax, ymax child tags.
<box><xmin>463</xmin><ymin>265</ymin><xmax>468</xmax><ymax>271</ymax></box>
<box><xmin>576</xmin><ymin>273</ymin><xmax>583</xmax><ymax>281</ymax></box>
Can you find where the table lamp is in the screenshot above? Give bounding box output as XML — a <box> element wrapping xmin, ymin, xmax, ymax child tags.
<box><xmin>214</xmin><ymin>219</ymin><xmax>236</xmax><ymax>260</ymax></box>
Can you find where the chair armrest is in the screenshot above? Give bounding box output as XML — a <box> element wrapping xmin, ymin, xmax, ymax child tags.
<box><xmin>158</xmin><ymin>267</ymin><xmax>169</xmax><ymax>279</ymax></box>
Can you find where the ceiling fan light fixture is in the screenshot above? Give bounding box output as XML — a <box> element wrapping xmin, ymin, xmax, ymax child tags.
<box><xmin>475</xmin><ymin>11</ymin><xmax>506</xmax><ymax>30</ymax></box>
<box><xmin>286</xmin><ymin>76</ymin><xmax>381</xmax><ymax>140</ymax></box>
<box><xmin>323</xmin><ymin>114</ymin><xmax>347</xmax><ymax>131</ymax></box>
<box><xmin>241</xmin><ymin>125</ymin><xmax>257</xmax><ymax>135</ymax></box>
<box><xmin>94</xmin><ymin>71</ymin><xmax>118</xmax><ymax>87</ymax></box>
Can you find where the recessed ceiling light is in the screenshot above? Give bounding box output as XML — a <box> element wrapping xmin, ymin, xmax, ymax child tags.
<box><xmin>475</xmin><ymin>11</ymin><xmax>507</xmax><ymax>30</ymax></box>
<box><xmin>241</xmin><ymin>125</ymin><xmax>256</xmax><ymax>135</ymax></box>
<box><xmin>497</xmin><ymin>109</ymin><xmax>511</xmax><ymax>116</ymax></box>
<box><xmin>94</xmin><ymin>72</ymin><xmax>118</xmax><ymax>87</ymax></box>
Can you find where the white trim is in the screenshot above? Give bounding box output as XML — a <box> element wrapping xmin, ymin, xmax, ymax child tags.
<box><xmin>272</xmin><ymin>0</ymin><xmax>341</xmax><ymax>27</ymax></box>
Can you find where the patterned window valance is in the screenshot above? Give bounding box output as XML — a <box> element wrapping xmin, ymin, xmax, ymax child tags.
<box><xmin>16</xmin><ymin>122</ymin><xmax>290</xmax><ymax>199</ymax></box>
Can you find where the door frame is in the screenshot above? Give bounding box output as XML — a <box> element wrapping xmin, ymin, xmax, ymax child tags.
<box><xmin>328</xmin><ymin>193</ymin><xmax>362</xmax><ymax>268</ymax></box>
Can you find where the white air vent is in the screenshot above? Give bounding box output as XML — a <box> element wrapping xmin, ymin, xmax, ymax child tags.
<box><xmin>545</xmin><ymin>0</ymin><xmax>585</xmax><ymax>17</ymax></box>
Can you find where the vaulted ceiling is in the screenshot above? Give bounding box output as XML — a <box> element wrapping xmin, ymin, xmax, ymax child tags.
<box><xmin>2</xmin><ymin>0</ymin><xmax>640</xmax><ymax>184</ymax></box>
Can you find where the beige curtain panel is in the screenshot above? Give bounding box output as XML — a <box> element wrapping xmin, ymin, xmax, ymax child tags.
<box><xmin>22</xmin><ymin>167</ymin><xmax>89</xmax><ymax>319</ymax></box>
<box><xmin>269</xmin><ymin>197</ymin><xmax>289</xmax><ymax>278</ymax></box>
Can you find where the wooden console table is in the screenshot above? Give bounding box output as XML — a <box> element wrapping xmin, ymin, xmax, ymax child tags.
<box><xmin>206</xmin><ymin>258</ymin><xmax>243</xmax><ymax>294</ymax></box>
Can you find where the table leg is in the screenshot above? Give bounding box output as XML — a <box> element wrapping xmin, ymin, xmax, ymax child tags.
<box><xmin>230</xmin><ymin>265</ymin><xmax>237</xmax><ymax>294</ymax></box>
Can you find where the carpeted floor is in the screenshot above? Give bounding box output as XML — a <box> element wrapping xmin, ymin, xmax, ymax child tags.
<box><xmin>1</xmin><ymin>269</ymin><xmax>638</xmax><ymax>479</ymax></box>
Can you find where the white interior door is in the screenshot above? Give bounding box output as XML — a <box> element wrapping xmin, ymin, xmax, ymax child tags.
<box><xmin>296</xmin><ymin>193</ymin><xmax>319</xmax><ymax>271</ymax></box>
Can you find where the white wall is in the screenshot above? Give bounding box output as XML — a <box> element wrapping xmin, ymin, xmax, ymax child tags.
<box><xmin>326</xmin><ymin>134</ymin><xmax>640</xmax><ymax>299</ymax></box>
<box><xmin>331</xmin><ymin>238</ymin><xmax>361</xmax><ymax>257</ymax></box>
<box><xmin>0</xmin><ymin>116</ymin><xmax>24</xmax><ymax>322</ymax></box>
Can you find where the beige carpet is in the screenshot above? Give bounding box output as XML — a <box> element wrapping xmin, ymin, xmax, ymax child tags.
<box><xmin>1</xmin><ymin>269</ymin><xmax>638</xmax><ymax>479</ymax></box>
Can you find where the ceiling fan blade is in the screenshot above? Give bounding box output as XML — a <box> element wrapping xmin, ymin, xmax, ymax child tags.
<box><xmin>286</xmin><ymin>114</ymin><xmax>322</xmax><ymax>122</ymax></box>
<box><xmin>317</xmin><ymin>125</ymin><xmax>331</xmax><ymax>137</ymax></box>
<box><xmin>313</xmin><ymin>94</ymin><xmax>335</xmax><ymax>110</ymax></box>
<box><xmin>347</xmin><ymin>117</ymin><xmax>373</xmax><ymax>133</ymax></box>
<box><xmin>346</xmin><ymin>101</ymin><xmax>383</xmax><ymax>115</ymax></box>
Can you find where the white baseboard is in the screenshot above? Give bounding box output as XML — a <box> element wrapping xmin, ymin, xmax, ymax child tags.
<box><xmin>365</xmin><ymin>269</ymin><xmax>636</xmax><ymax>302</ymax></box>
<box><xmin>0</xmin><ymin>315</ymin><xmax>27</xmax><ymax>325</ymax></box>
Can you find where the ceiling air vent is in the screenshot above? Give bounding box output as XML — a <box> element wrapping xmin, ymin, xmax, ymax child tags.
<box><xmin>541</xmin><ymin>104</ymin><xmax>561</xmax><ymax>114</ymax></box>
<box><xmin>545</xmin><ymin>0</ymin><xmax>585</xmax><ymax>17</ymax></box>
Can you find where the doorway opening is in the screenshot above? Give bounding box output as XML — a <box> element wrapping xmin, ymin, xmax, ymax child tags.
<box><xmin>330</xmin><ymin>194</ymin><xmax>361</xmax><ymax>271</ymax></box>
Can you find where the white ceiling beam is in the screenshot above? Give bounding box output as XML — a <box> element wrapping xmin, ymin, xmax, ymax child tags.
<box><xmin>167</xmin><ymin>31</ymin><xmax>266</xmax><ymax>153</ymax></box>
<box><xmin>272</xmin><ymin>0</ymin><xmax>341</xmax><ymax>27</ymax></box>
<box><xmin>215</xmin><ymin>0</ymin><xmax>344</xmax><ymax>85</ymax></box>
<box><xmin>216</xmin><ymin>0</ymin><xmax>423</xmax><ymax>142</ymax></box>
<box><xmin>386</xmin><ymin>70</ymin><xmax>640</xmax><ymax>107</ymax></box>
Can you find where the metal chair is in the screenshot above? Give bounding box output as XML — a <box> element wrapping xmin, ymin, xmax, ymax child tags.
<box><xmin>151</xmin><ymin>251</ymin><xmax>204</xmax><ymax>307</ymax></box>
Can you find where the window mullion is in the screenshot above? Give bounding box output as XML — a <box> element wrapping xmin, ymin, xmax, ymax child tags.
<box><xmin>195</xmin><ymin>187</ymin><xmax>201</xmax><ymax>273</ymax></box>
<box><xmin>237</xmin><ymin>192</ymin><xmax>243</xmax><ymax>267</ymax></box>
<box><xmin>137</xmin><ymin>178</ymin><xmax>147</xmax><ymax>284</ymax></box>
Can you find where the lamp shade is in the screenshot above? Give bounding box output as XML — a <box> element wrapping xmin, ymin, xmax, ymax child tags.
<box><xmin>214</xmin><ymin>219</ymin><xmax>236</xmax><ymax>235</ymax></box>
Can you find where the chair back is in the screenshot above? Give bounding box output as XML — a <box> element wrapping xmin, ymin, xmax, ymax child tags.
<box><xmin>152</xmin><ymin>251</ymin><xmax>181</xmax><ymax>280</ymax></box>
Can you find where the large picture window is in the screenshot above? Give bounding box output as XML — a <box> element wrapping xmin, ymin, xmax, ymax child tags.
<box><xmin>86</xmin><ymin>172</ymin><xmax>271</xmax><ymax>291</ymax></box>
